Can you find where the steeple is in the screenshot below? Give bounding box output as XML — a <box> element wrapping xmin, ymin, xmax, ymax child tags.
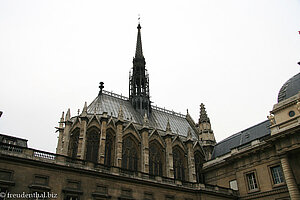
<box><xmin>135</xmin><ymin>23</ymin><xmax>144</xmax><ymax>59</ymax></box>
<box><xmin>129</xmin><ymin>22</ymin><xmax>151</xmax><ymax>116</ymax></box>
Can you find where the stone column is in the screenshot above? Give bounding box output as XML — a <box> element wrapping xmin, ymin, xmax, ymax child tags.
<box><xmin>115</xmin><ymin>120</ymin><xmax>124</xmax><ymax>167</ymax></box>
<box><xmin>141</xmin><ymin>127</ymin><xmax>149</xmax><ymax>173</ymax></box>
<box><xmin>98</xmin><ymin>113</ymin><xmax>108</xmax><ymax>164</ymax></box>
<box><xmin>78</xmin><ymin>117</ymin><xmax>87</xmax><ymax>159</ymax></box>
<box><xmin>281</xmin><ymin>155</ymin><xmax>300</xmax><ymax>200</ymax></box>
<box><xmin>164</xmin><ymin>134</ymin><xmax>174</xmax><ymax>179</ymax></box>
<box><xmin>186</xmin><ymin>141</ymin><xmax>196</xmax><ymax>182</ymax></box>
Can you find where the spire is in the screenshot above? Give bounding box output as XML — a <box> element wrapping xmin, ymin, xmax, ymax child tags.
<box><xmin>129</xmin><ymin>21</ymin><xmax>151</xmax><ymax>116</ymax></box>
<box><xmin>199</xmin><ymin>103</ymin><xmax>210</xmax><ymax>123</ymax></box>
<box><xmin>135</xmin><ymin>23</ymin><xmax>144</xmax><ymax>59</ymax></box>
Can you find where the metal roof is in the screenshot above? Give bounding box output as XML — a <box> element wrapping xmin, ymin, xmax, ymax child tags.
<box><xmin>87</xmin><ymin>90</ymin><xmax>197</xmax><ymax>138</ymax></box>
<box><xmin>211</xmin><ymin>120</ymin><xmax>271</xmax><ymax>159</ymax></box>
<box><xmin>278</xmin><ymin>72</ymin><xmax>300</xmax><ymax>103</ymax></box>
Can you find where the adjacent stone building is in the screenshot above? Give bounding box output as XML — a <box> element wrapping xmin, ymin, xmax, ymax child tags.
<box><xmin>0</xmin><ymin>22</ymin><xmax>299</xmax><ymax>200</ymax></box>
<box><xmin>204</xmin><ymin>73</ymin><xmax>300</xmax><ymax>200</ymax></box>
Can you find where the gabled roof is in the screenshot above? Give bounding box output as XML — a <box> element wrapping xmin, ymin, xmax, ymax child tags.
<box><xmin>211</xmin><ymin>120</ymin><xmax>271</xmax><ymax>159</ymax></box>
<box><xmin>86</xmin><ymin>90</ymin><xmax>197</xmax><ymax>138</ymax></box>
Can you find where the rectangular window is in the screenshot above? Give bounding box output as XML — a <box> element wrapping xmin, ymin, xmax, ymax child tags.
<box><xmin>246</xmin><ymin>172</ymin><xmax>258</xmax><ymax>191</ymax></box>
<box><xmin>144</xmin><ymin>192</ymin><xmax>153</xmax><ymax>200</ymax></box>
<box><xmin>34</xmin><ymin>175</ymin><xmax>49</xmax><ymax>185</ymax></box>
<box><xmin>0</xmin><ymin>170</ymin><xmax>12</xmax><ymax>181</ymax></box>
<box><xmin>229</xmin><ymin>180</ymin><xmax>238</xmax><ymax>191</ymax></box>
<box><xmin>96</xmin><ymin>185</ymin><xmax>107</xmax><ymax>194</ymax></box>
<box><xmin>121</xmin><ymin>188</ymin><xmax>132</xmax><ymax>198</ymax></box>
<box><xmin>271</xmin><ymin>165</ymin><xmax>284</xmax><ymax>185</ymax></box>
<box><xmin>67</xmin><ymin>180</ymin><xmax>80</xmax><ymax>189</ymax></box>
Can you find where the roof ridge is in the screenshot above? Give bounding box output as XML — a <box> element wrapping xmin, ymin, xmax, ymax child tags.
<box><xmin>100</xmin><ymin>90</ymin><xmax>186</xmax><ymax>118</ymax></box>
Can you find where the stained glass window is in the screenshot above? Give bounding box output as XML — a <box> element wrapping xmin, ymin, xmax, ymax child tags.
<box><xmin>173</xmin><ymin>147</ymin><xmax>185</xmax><ymax>181</ymax></box>
<box><xmin>149</xmin><ymin>142</ymin><xmax>163</xmax><ymax>176</ymax></box>
<box><xmin>104</xmin><ymin>132</ymin><xmax>114</xmax><ymax>166</ymax></box>
<box><xmin>86</xmin><ymin>128</ymin><xmax>100</xmax><ymax>163</ymax></box>
<box><xmin>122</xmin><ymin>136</ymin><xmax>138</xmax><ymax>171</ymax></box>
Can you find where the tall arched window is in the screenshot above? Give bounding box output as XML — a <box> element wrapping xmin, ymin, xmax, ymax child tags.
<box><xmin>194</xmin><ymin>151</ymin><xmax>205</xmax><ymax>183</ymax></box>
<box><xmin>68</xmin><ymin>129</ymin><xmax>79</xmax><ymax>158</ymax></box>
<box><xmin>104</xmin><ymin>132</ymin><xmax>114</xmax><ymax>166</ymax></box>
<box><xmin>122</xmin><ymin>136</ymin><xmax>139</xmax><ymax>171</ymax></box>
<box><xmin>173</xmin><ymin>146</ymin><xmax>186</xmax><ymax>181</ymax></box>
<box><xmin>86</xmin><ymin>128</ymin><xmax>100</xmax><ymax>163</ymax></box>
<box><xmin>149</xmin><ymin>142</ymin><xmax>163</xmax><ymax>176</ymax></box>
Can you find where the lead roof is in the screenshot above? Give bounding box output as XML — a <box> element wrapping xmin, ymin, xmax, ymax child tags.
<box><xmin>86</xmin><ymin>90</ymin><xmax>197</xmax><ymax>139</ymax></box>
<box><xmin>278</xmin><ymin>72</ymin><xmax>300</xmax><ymax>103</ymax></box>
<box><xmin>211</xmin><ymin>120</ymin><xmax>271</xmax><ymax>159</ymax></box>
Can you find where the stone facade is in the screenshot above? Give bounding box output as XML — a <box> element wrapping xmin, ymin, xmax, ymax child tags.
<box><xmin>203</xmin><ymin>88</ymin><xmax>300</xmax><ymax>199</ymax></box>
<box><xmin>0</xmin><ymin>143</ymin><xmax>237</xmax><ymax>200</ymax></box>
<box><xmin>0</xmin><ymin>21</ymin><xmax>299</xmax><ymax>200</ymax></box>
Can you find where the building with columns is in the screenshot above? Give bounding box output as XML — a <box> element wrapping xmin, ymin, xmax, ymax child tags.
<box><xmin>204</xmin><ymin>72</ymin><xmax>300</xmax><ymax>200</ymax></box>
<box><xmin>0</xmin><ymin>22</ymin><xmax>299</xmax><ymax>200</ymax></box>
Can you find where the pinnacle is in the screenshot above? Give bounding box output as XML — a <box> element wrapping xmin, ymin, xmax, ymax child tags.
<box><xmin>199</xmin><ymin>103</ymin><xmax>210</xmax><ymax>123</ymax></box>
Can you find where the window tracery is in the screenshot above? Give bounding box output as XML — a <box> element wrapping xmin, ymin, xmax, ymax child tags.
<box><xmin>104</xmin><ymin>132</ymin><xmax>114</xmax><ymax>166</ymax></box>
<box><xmin>122</xmin><ymin>136</ymin><xmax>139</xmax><ymax>171</ymax></box>
<box><xmin>173</xmin><ymin>147</ymin><xmax>186</xmax><ymax>181</ymax></box>
<box><xmin>86</xmin><ymin>128</ymin><xmax>100</xmax><ymax>163</ymax></box>
<box><xmin>149</xmin><ymin>142</ymin><xmax>163</xmax><ymax>176</ymax></box>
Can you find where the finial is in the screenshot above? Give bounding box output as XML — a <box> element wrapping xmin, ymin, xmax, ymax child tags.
<box><xmin>138</xmin><ymin>14</ymin><xmax>141</xmax><ymax>24</ymax></box>
<box><xmin>61</xmin><ymin>111</ymin><xmax>64</xmax><ymax>121</ymax></box>
<box><xmin>187</xmin><ymin>127</ymin><xmax>192</xmax><ymax>140</ymax></box>
<box><xmin>77</xmin><ymin>109</ymin><xmax>80</xmax><ymax>115</ymax></box>
<box><xmin>118</xmin><ymin>105</ymin><xmax>124</xmax><ymax>120</ymax></box>
<box><xmin>199</xmin><ymin>103</ymin><xmax>210</xmax><ymax>123</ymax></box>
<box><xmin>98</xmin><ymin>82</ymin><xmax>104</xmax><ymax>95</ymax></box>
<box><xmin>166</xmin><ymin>118</ymin><xmax>171</xmax><ymax>132</ymax></box>
<box><xmin>81</xmin><ymin>102</ymin><xmax>87</xmax><ymax>117</ymax></box>
<box><xmin>186</xmin><ymin>109</ymin><xmax>189</xmax><ymax>114</ymax></box>
<box><xmin>143</xmin><ymin>112</ymin><xmax>149</xmax><ymax>127</ymax></box>
<box><xmin>66</xmin><ymin>108</ymin><xmax>71</xmax><ymax>121</ymax></box>
<box><xmin>59</xmin><ymin>111</ymin><xmax>64</xmax><ymax>128</ymax></box>
<box><xmin>137</xmin><ymin>14</ymin><xmax>141</xmax><ymax>29</ymax></box>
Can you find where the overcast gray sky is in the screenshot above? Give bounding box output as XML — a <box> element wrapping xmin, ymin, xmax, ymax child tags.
<box><xmin>0</xmin><ymin>0</ymin><xmax>299</xmax><ymax>153</ymax></box>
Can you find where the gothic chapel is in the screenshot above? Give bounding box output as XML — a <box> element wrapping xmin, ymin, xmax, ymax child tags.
<box><xmin>2</xmin><ymin>21</ymin><xmax>299</xmax><ymax>200</ymax></box>
<box><xmin>56</xmin><ymin>22</ymin><xmax>216</xmax><ymax>184</ymax></box>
